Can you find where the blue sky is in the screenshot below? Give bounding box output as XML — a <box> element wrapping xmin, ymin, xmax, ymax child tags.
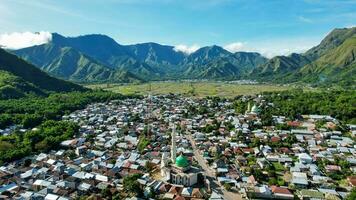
<box><xmin>0</xmin><ymin>0</ymin><xmax>355</xmax><ymax>57</ymax></box>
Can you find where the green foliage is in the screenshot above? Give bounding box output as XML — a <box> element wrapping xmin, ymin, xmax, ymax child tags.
<box><xmin>0</xmin><ymin>90</ymin><xmax>125</xmax><ymax>129</ymax></box>
<box><xmin>0</xmin><ymin>120</ymin><xmax>78</xmax><ymax>163</ymax></box>
<box><xmin>272</xmin><ymin>162</ymin><xmax>286</xmax><ymax>172</ymax></box>
<box><xmin>0</xmin><ymin>49</ymin><xmax>84</xmax><ymax>99</ymax></box>
<box><xmin>223</xmin><ymin>183</ymin><xmax>232</xmax><ymax>191</ymax></box>
<box><xmin>0</xmin><ymin>90</ymin><xmax>130</xmax><ymax>163</ymax></box>
<box><xmin>346</xmin><ymin>187</ymin><xmax>356</xmax><ymax>200</ymax></box>
<box><xmin>137</xmin><ymin>135</ymin><xmax>150</xmax><ymax>153</ymax></box>
<box><xmin>123</xmin><ymin>173</ymin><xmax>143</xmax><ymax>196</ymax></box>
<box><xmin>300</xmin><ymin>36</ymin><xmax>356</xmax><ymax>87</ymax></box>
<box><xmin>261</xmin><ymin>90</ymin><xmax>356</xmax><ymax>123</ymax></box>
<box><xmin>14</xmin><ymin>43</ymin><xmax>142</xmax><ymax>84</ymax></box>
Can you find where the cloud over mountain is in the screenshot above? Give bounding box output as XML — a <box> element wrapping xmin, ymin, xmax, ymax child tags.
<box><xmin>174</xmin><ymin>44</ymin><xmax>200</xmax><ymax>54</ymax></box>
<box><xmin>223</xmin><ymin>42</ymin><xmax>245</xmax><ymax>53</ymax></box>
<box><xmin>0</xmin><ymin>31</ymin><xmax>52</xmax><ymax>49</ymax></box>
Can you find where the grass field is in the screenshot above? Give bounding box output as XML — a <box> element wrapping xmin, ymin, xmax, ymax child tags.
<box><xmin>88</xmin><ymin>81</ymin><xmax>293</xmax><ymax>98</ymax></box>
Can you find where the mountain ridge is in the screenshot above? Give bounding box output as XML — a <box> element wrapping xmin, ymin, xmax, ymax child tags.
<box><xmin>11</xmin><ymin>27</ymin><xmax>356</xmax><ymax>87</ymax></box>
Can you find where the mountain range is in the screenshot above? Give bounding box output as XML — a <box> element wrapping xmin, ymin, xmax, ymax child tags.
<box><xmin>0</xmin><ymin>48</ymin><xmax>85</xmax><ymax>99</ymax></box>
<box><xmin>9</xmin><ymin>27</ymin><xmax>356</xmax><ymax>87</ymax></box>
<box><xmin>251</xmin><ymin>27</ymin><xmax>356</xmax><ymax>86</ymax></box>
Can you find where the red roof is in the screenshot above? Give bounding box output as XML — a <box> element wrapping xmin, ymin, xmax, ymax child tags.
<box><xmin>271</xmin><ymin>136</ymin><xmax>281</xmax><ymax>143</ymax></box>
<box><xmin>270</xmin><ymin>186</ymin><xmax>292</xmax><ymax>195</ymax></box>
<box><xmin>347</xmin><ymin>176</ymin><xmax>356</xmax><ymax>186</ymax></box>
<box><xmin>169</xmin><ymin>186</ymin><xmax>183</xmax><ymax>195</ymax></box>
<box><xmin>174</xmin><ymin>195</ymin><xmax>186</xmax><ymax>200</ymax></box>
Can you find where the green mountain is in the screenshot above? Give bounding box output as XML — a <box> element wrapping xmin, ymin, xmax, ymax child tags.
<box><xmin>183</xmin><ymin>52</ymin><xmax>266</xmax><ymax>79</ymax></box>
<box><xmin>298</xmin><ymin>36</ymin><xmax>356</xmax><ymax>86</ymax></box>
<box><xmin>14</xmin><ymin>43</ymin><xmax>142</xmax><ymax>83</ymax></box>
<box><xmin>51</xmin><ymin>33</ymin><xmax>162</xmax><ymax>79</ymax></box>
<box><xmin>0</xmin><ymin>48</ymin><xmax>85</xmax><ymax>99</ymax></box>
<box><xmin>251</xmin><ymin>53</ymin><xmax>310</xmax><ymax>81</ymax></box>
<box><xmin>184</xmin><ymin>45</ymin><xmax>232</xmax><ymax>65</ymax></box>
<box><xmin>14</xmin><ymin>34</ymin><xmax>266</xmax><ymax>81</ymax></box>
<box><xmin>304</xmin><ymin>27</ymin><xmax>356</xmax><ymax>61</ymax></box>
<box><xmin>11</xmin><ymin>27</ymin><xmax>356</xmax><ymax>86</ymax></box>
<box><xmin>181</xmin><ymin>46</ymin><xmax>266</xmax><ymax>79</ymax></box>
<box><xmin>126</xmin><ymin>42</ymin><xmax>185</xmax><ymax>66</ymax></box>
<box><xmin>51</xmin><ymin>33</ymin><xmax>131</xmax><ymax>68</ymax></box>
<box><xmin>230</xmin><ymin>52</ymin><xmax>267</xmax><ymax>72</ymax></box>
<box><xmin>195</xmin><ymin>58</ymin><xmax>241</xmax><ymax>79</ymax></box>
<box><xmin>253</xmin><ymin>27</ymin><xmax>356</xmax><ymax>86</ymax></box>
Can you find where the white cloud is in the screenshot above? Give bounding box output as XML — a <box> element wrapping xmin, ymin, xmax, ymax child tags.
<box><xmin>222</xmin><ymin>38</ymin><xmax>320</xmax><ymax>58</ymax></box>
<box><xmin>174</xmin><ymin>44</ymin><xmax>200</xmax><ymax>54</ymax></box>
<box><xmin>298</xmin><ymin>16</ymin><xmax>313</xmax><ymax>23</ymax></box>
<box><xmin>0</xmin><ymin>31</ymin><xmax>52</xmax><ymax>49</ymax></box>
<box><xmin>223</xmin><ymin>42</ymin><xmax>245</xmax><ymax>53</ymax></box>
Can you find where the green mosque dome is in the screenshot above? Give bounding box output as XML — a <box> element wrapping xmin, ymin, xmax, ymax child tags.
<box><xmin>175</xmin><ymin>154</ymin><xmax>189</xmax><ymax>168</ymax></box>
<box><xmin>251</xmin><ymin>104</ymin><xmax>261</xmax><ymax>113</ymax></box>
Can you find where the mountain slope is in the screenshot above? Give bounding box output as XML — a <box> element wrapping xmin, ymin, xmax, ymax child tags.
<box><xmin>10</xmin><ymin>27</ymin><xmax>356</xmax><ymax>86</ymax></box>
<box><xmin>195</xmin><ymin>58</ymin><xmax>241</xmax><ymax>79</ymax></box>
<box><xmin>252</xmin><ymin>27</ymin><xmax>356</xmax><ymax>85</ymax></box>
<box><xmin>50</xmin><ymin>33</ymin><xmax>162</xmax><ymax>80</ymax></box>
<box><xmin>184</xmin><ymin>45</ymin><xmax>232</xmax><ymax>65</ymax></box>
<box><xmin>51</xmin><ymin>33</ymin><xmax>131</xmax><ymax>68</ymax></box>
<box><xmin>230</xmin><ymin>52</ymin><xmax>267</xmax><ymax>72</ymax></box>
<box><xmin>298</xmin><ymin>36</ymin><xmax>356</xmax><ymax>86</ymax></box>
<box><xmin>14</xmin><ymin>33</ymin><xmax>268</xmax><ymax>82</ymax></box>
<box><xmin>0</xmin><ymin>48</ymin><xmax>85</xmax><ymax>99</ymax></box>
<box><xmin>126</xmin><ymin>42</ymin><xmax>185</xmax><ymax>66</ymax></box>
<box><xmin>251</xmin><ymin>53</ymin><xmax>310</xmax><ymax>81</ymax></box>
<box><xmin>14</xmin><ymin>43</ymin><xmax>142</xmax><ymax>83</ymax></box>
<box><xmin>304</xmin><ymin>27</ymin><xmax>356</xmax><ymax>61</ymax></box>
<box><xmin>181</xmin><ymin>47</ymin><xmax>266</xmax><ymax>79</ymax></box>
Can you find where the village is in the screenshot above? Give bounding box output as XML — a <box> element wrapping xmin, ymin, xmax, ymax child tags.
<box><xmin>0</xmin><ymin>94</ymin><xmax>355</xmax><ymax>200</ymax></box>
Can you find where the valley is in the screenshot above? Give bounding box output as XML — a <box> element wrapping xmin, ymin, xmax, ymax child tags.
<box><xmin>88</xmin><ymin>81</ymin><xmax>294</xmax><ymax>98</ymax></box>
<box><xmin>0</xmin><ymin>2</ymin><xmax>355</xmax><ymax>199</ymax></box>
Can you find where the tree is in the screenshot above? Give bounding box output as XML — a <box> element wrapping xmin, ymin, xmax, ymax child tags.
<box><xmin>137</xmin><ymin>135</ymin><xmax>150</xmax><ymax>153</ymax></box>
<box><xmin>346</xmin><ymin>187</ymin><xmax>356</xmax><ymax>200</ymax></box>
<box><xmin>101</xmin><ymin>187</ymin><xmax>112</xmax><ymax>198</ymax></box>
<box><xmin>224</xmin><ymin>183</ymin><xmax>232</xmax><ymax>191</ymax></box>
<box><xmin>123</xmin><ymin>174</ymin><xmax>143</xmax><ymax>196</ymax></box>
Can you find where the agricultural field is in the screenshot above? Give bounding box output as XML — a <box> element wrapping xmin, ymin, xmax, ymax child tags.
<box><xmin>88</xmin><ymin>81</ymin><xmax>294</xmax><ymax>98</ymax></box>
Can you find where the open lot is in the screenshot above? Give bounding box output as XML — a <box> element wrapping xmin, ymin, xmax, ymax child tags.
<box><xmin>88</xmin><ymin>82</ymin><xmax>293</xmax><ymax>98</ymax></box>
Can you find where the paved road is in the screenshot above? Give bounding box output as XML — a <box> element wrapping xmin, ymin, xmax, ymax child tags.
<box><xmin>187</xmin><ymin>133</ymin><xmax>243</xmax><ymax>200</ymax></box>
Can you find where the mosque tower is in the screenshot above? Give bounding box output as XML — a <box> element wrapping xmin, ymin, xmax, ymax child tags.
<box><xmin>171</xmin><ymin>123</ymin><xmax>177</xmax><ymax>163</ymax></box>
<box><xmin>246</xmin><ymin>101</ymin><xmax>251</xmax><ymax>114</ymax></box>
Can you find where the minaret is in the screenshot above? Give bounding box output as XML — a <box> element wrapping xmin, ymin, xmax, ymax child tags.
<box><xmin>246</xmin><ymin>101</ymin><xmax>251</xmax><ymax>114</ymax></box>
<box><xmin>171</xmin><ymin>123</ymin><xmax>177</xmax><ymax>163</ymax></box>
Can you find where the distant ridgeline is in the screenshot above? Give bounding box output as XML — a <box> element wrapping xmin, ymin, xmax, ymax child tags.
<box><xmin>12</xmin><ymin>27</ymin><xmax>356</xmax><ymax>87</ymax></box>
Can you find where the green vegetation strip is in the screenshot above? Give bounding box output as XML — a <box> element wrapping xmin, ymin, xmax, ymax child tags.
<box><xmin>88</xmin><ymin>82</ymin><xmax>292</xmax><ymax>98</ymax></box>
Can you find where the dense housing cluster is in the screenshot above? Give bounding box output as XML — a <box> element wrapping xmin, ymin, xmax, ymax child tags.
<box><xmin>0</xmin><ymin>94</ymin><xmax>354</xmax><ymax>200</ymax></box>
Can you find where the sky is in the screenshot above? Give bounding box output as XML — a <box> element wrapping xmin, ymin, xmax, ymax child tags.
<box><xmin>0</xmin><ymin>0</ymin><xmax>355</xmax><ymax>57</ymax></box>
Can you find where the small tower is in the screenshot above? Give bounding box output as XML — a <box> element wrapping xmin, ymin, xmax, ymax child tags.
<box><xmin>171</xmin><ymin>123</ymin><xmax>177</xmax><ymax>163</ymax></box>
<box><xmin>161</xmin><ymin>152</ymin><xmax>169</xmax><ymax>178</ymax></box>
<box><xmin>246</xmin><ymin>101</ymin><xmax>251</xmax><ymax>114</ymax></box>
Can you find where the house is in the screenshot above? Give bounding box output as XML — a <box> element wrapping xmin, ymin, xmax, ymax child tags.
<box><xmin>291</xmin><ymin>172</ymin><xmax>308</xmax><ymax>188</ymax></box>
<box><xmin>347</xmin><ymin>176</ymin><xmax>356</xmax><ymax>187</ymax></box>
<box><xmin>297</xmin><ymin>189</ymin><xmax>324</xmax><ymax>200</ymax></box>
<box><xmin>270</xmin><ymin>186</ymin><xmax>294</xmax><ymax>200</ymax></box>
<box><xmin>325</xmin><ymin>165</ymin><xmax>341</xmax><ymax>173</ymax></box>
<box><xmin>298</xmin><ymin>153</ymin><xmax>313</xmax><ymax>164</ymax></box>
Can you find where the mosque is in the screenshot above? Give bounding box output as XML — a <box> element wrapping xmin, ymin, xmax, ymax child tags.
<box><xmin>161</xmin><ymin>124</ymin><xmax>201</xmax><ymax>186</ymax></box>
<box><xmin>245</xmin><ymin>102</ymin><xmax>261</xmax><ymax>115</ymax></box>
